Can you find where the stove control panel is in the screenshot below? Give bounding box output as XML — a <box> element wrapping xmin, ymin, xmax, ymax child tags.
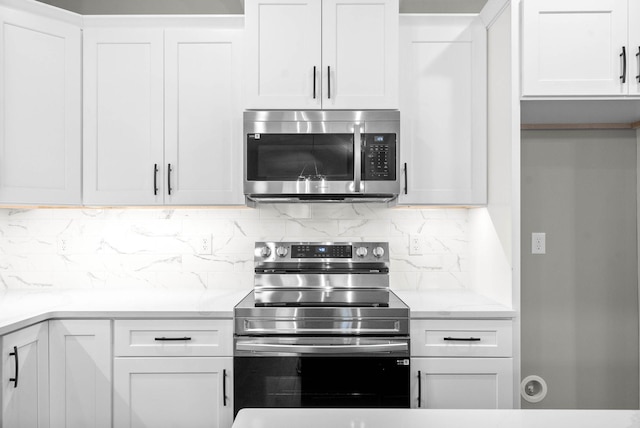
<box><xmin>255</xmin><ymin>242</ymin><xmax>389</xmax><ymax>263</ymax></box>
<box><xmin>291</xmin><ymin>244</ymin><xmax>352</xmax><ymax>258</ymax></box>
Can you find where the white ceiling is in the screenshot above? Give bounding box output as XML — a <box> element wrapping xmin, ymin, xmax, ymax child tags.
<box><xmin>36</xmin><ymin>0</ymin><xmax>489</xmax><ymax>15</ymax></box>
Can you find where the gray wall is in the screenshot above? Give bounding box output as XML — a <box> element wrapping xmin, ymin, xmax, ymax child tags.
<box><xmin>35</xmin><ymin>0</ymin><xmax>487</xmax><ymax>14</ymax></box>
<box><xmin>521</xmin><ymin>129</ymin><xmax>639</xmax><ymax>409</ymax></box>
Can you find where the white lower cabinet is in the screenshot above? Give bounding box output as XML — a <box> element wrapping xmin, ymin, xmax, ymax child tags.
<box><xmin>113</xmin><ymin>357</ymin><xmax>232</xmax><ymax>428</ymax></box>
<box><xmin>49</xmin><ymin>320</ymin><xmax>112</xmax><ymax>428</ymax></box>
<box><xmin>112</xmin><ymin>319</ymin><xmax>233</xmax><ymax>428</ymax></box>
<box><xmin>1</xmin><ymin>322</ymin><xmax>49</xmax><ymax>428</ymax></box>
<box><xmin>411</xmin><ymin>319</ymin><xmax>514</xmax><ymax>409</ymax></box>
<box><xmin>411</xmin><ymin>357</ymin><xmax>513</xmax><ymax>409</ymax></box>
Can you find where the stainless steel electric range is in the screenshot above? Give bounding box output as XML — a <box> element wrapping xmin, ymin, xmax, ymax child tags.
<box><xmin>233</xmin><ymin>241</ymin><xmax>410</xmax><ymax>417</ymax></box>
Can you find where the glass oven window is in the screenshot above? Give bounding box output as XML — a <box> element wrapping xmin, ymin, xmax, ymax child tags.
<box><xmin>234</xmin><ymin>356</ymin><xmax>410</xmax><ymax>417</ymax></box>
<box><xmin>246</xmin><ymin>134</ymin><xmax>354</xmax><ymax>181</ymax></box>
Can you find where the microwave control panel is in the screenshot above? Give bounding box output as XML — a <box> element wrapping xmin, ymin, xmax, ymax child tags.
<box><xmin>362</xmin><ymin>134</ymin><xmax>396</xmax><ymax>181</ymax></box>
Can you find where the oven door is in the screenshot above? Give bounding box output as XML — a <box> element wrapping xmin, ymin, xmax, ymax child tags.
<box><xmin>233</xmin><ymin>337</ymin><xmax>410</xmax><ymax>417</ymax></box>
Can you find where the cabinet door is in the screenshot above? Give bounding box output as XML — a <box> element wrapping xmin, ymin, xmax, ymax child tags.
<box><xmin>164</xmin><ymin>29</ymin><xmax>243</xmax><ymax>205</ymax></box>
<box><xmin>83</xmin><ymin>28</ymin><xmax>164</xmax><ymax>205</ymax></box>
<box><xmin>49</xmin><ymin>320</ymin><xmax>111</xmax><ymax>428</ymax></box>
<box><xmin>113</xmin><ymin>357</ymin><xmax>232</xmax><ymax>428</ymax></box>
<box><xmin>2</xmin><ymin>322</ymin><xmax>49</xmax><ymax>428</ymax></box>
<box><xmin>398</xmin><ymin>15</ymin><xmax>486</xmax><ymax>205</ymax></box>
<box><xmin>522</xmin><ymin>0</ymin><xmax>628</xmax><ymax>96</ymax></box>
<box><xmin>411</xmin><ymin>358</ymin><xmax>513</xmax><ymax>409</ymax></box>
<box><xmin>628</xmin><ymin>0</ymin><xmax>640</xmax><ymax>94</ymax></box>
<box><xmin>0</xmin><ymin>7</ymin><xmax>81</xmax><ymax>205</ymax></box>
<box><xmin>321</xmin><ymin>0</ymin><xmax>398</xmax><ymax>109</ymax></box>
<box><xmin>245</xmin><ymin>0</ymin><xmax>322</xmax><ymax>109</ymax></box>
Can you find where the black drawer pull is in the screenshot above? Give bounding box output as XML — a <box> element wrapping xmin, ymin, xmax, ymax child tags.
<box><xmin>417</xmin><ymin>370</ymin><xmax>422</xmax><ymax>408</ymax></box>
<box><xmin>154</xmin><ymin>337</ymin><xmax>192</xmax><ymax>341</ymax></box>
<box><xmin>9</xmin><ymin>346</ymin><xmax>18</xmax><ymax>388</ymax></box>
<box><xmin>443</xmin><ymin>337</ymin><xmax>481</xmax><ymax>342</ymax></box>
<box><xmin>153</xmin><ymin>164</ymin><xmax>159</xmax><ymax>195</ymax></box>
<box><xmin>403</xmin><ymin>162</ymin><xmax>408</xmax><ymax>195</ymax></box>
<box><xmin>223</xmin><ymin>369</ymin><xmax>227</xmax><ymax>406</ymax></box>
<box><xmin>636</xmin><ymin>46</ymin><xmax>640</xmax><ymax>82</ymax></box>
<box><xmin>621</xmin><ymin>46</ymin><xmax>627</xmax><ymax>83</ymax></box>
<box><xmin>313</xmin><ymin>66</ymin><xmax>317</xmax><ymax>99</ymax></box>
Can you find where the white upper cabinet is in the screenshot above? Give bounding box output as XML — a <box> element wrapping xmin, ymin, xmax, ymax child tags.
<box><xmin>522</xmin><ymin>0</ymin><xmax>630</xmax><ymax>96</ymax></box>
<box><xmin>0</xmin><ymin>6</ymin><xmax>81</xmax><ymax>205</ymax></box>
<box><xmin>83</xmin><ymin>27</ymin><xmax>165</xmax><ymax>206</ymax></box>
<box><xmin>628</xmin><ymin>0</ymin><xmax>640</xmax><ymax>94</ymax></box>
<box><xmin>321</xmin><ymin>0</ymin><xmax>399</xmax><ymax>109</ymax></box>
<box><xmin>398</xmin><ymin>15</ymin><xmax>487</xmax><ymax>205</ymax></box>
<box><xmin>245</xmin><ymin>0</ymin><xmax>322</xmax><ymax>109</ymax></box>
<box><xmin>245</xmin><ymin>0</ymin><xmax>398</xmax><ymax>110</ymax></box>
<box><xmin>164</xmin><ymin>28</ymin><xmax>243</xmax><ymax>205</ymax></box>
<box><xmin>83</xmin><ymin>20</ymin><xmax>244</xmax><ymax>206</ymax></box>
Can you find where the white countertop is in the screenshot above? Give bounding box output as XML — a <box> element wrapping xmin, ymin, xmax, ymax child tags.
<box><xmin>0</xmin><ymin>288</ymin><xmax>249</xmax><ymax>336</ymax></box>
<box><xmin>233</xmin><ymin>408</ymin><xmax>640</xmax><ymax>428</ymax></box>
<box><xmin>0</xmin><ymin>288</ymin><xmax>515</xmax><ymax>336</ymax></box>
<box><xmin>395</xmin><ymin>290</ymin><xmax>515</xmax><ymax>318</ymax></box>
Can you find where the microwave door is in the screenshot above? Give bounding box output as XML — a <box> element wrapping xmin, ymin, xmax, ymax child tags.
<box><xmin>246</xmin><ymin>133</ymin><xmax>357</xmax><ymax>195</ymax></box>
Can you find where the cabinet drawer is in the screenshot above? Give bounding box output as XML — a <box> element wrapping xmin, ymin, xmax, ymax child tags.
<box><xmin>411</xmin><ymin>319</ymin><xmax>512</xmax><ymax>357</ymax></box>
<box><xmin>114</xmin><ymin>320</ymin><xmax>233</xmax><ymax>357</ymax></box>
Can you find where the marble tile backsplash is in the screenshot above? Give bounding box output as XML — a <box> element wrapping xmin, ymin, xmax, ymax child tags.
<box><xmin>0</xmin><ymin>205</ymin><xmax>470</xmax><ymax>291</ymax></box>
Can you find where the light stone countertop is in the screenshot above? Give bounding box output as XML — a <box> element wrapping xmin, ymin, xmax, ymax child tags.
<box><xmin>0</xmin><ymin>288</ymin><xmax>250</xmax><ymax>336</ymax></box>
<box><xmin>233</xmin><ymin>408</ymin><xmax>640</xmax><ymax>428</ymax></box>
<box><xmin>0</xmin><ymin>288</ymin><xmax>515</xmax><ymax>336</ymax></box>
<box><xmin>394</xmin><ymin>290</ymin><xmax>516</xmax><ymax>319</ymax></box>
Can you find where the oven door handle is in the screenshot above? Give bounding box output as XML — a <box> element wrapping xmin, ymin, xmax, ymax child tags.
<box><xmin>236</xmin><ymin>342</ymin><xmax>408</xmax><ymax>354</ymax></box>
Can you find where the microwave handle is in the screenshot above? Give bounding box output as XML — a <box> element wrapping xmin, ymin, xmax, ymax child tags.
<box><xmin>354</xmin><ymin>123</ymin><xmax>362</xmax><ymax>193</ymax></box>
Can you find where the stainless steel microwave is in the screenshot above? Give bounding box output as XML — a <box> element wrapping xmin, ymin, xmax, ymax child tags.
<box><xmin>243</xmin><ymin>110</ymin><xmax>400</xmax><ymax>205</ymax></box>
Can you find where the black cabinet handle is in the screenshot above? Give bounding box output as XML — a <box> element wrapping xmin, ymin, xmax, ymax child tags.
<box><xmin>443</xmin><ymin>337</ymin><xmax>481</xmax><ymax>342</ymax></box>
<box><xmin>167</xmin><ymin>163</ymin><xmax>173</xmax><ymax>195</ymax></box>
<box><xmin>154</xmin><ymin>337</ymin><xmax>192</xmax><ymax>341</ymax></box>
<box><xmin>417</xmin><ymin>370</ymin><xmax>422</xmax><ymax>408</ymax></box>
<box><xmin>9</xmin><ymin>346</ymin><xmax>18</xmax><ymax>388</ymax></box>
<box><xmin>313</xmin><ymin>66</ymin><xmax>317</xmax><ymax>99</ymax></box>
<box><xmin>403</xmin><ymin>162</ymin><xmax>408</xmax><ymax>195</ymax></box>
<box><xmin>153</xmin><ymin>164</ymin><xmax>159</xmax><ymax>195</ymax></box>
<box><xmin>636</xmin><ymin>46</ymin><xmax>640</xmax><ymax>82</ymax></box>
<box><xmin>223</xmin><ymin>369</ymin><xmax>227</xmax><ymax>406</ymax></box>
<box><xmin>327</xmin><ymin>66</ymin><xmax>331</xmax><ymax>99</ymax></box>
<box><xmin>621</xmin><ymin>46</ymin><xmax>627</xmax><ymax>83</ymax></box>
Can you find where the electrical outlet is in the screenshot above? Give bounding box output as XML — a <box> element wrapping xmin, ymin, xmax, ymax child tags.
<box><xmin>198</xmin><ymin>234</ymin><xmax>212</xmax><ymax>255</ymax></box>
<box><xmin>532</xmin><ymin>232</ymin><xmax>546</xmax><ymax>254</ymax></box>
<box><xmin>57</xmin><ymin>236</ymin><xmax>71</xmax><ymax>254</ymax></box>
<box><xmin>409</xmin><ymin>234</ymin><xmax>423</xmax><ymax>255</ymax></box>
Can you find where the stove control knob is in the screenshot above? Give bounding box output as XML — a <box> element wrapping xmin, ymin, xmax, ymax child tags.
<box><xmin>276</xmin><ymin>246</ymin><xmax>288</xmax><ymax>258</ymax></box>
<box><xmin>355</xmin><ymin>246</ymin><xmax>368</xmax><ymax>258</ymax></box>
<box><xmin>372</xmin><ymin>246</ymin><xmax>385</xmax><ymax>258</ymax></box>
<box><xmin>259</xmin><ymin>246</ymin><xmax>272</xmax><ymax>258</ymax></box>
